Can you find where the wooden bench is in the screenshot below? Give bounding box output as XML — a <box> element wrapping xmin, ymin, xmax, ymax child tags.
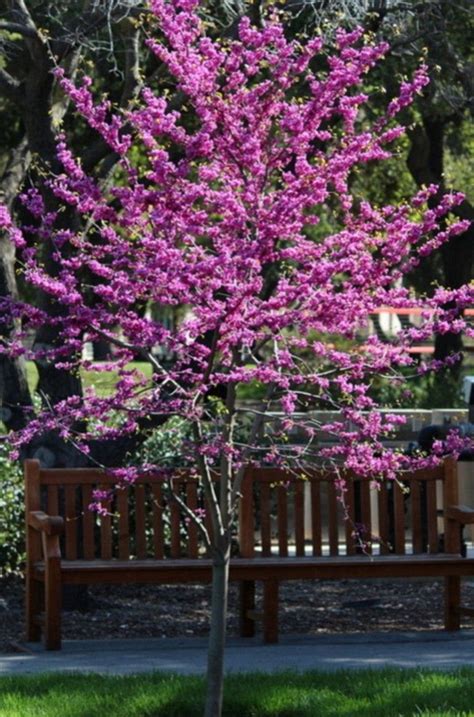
<box><xmin>25</xmin><ymin>457</ymin><xmax>474</xmax><ymax>649</ymax></box>
<box><xmin>25</xmin><ymin>459</ymin><xmax>242</xmax><ymax>650</ymax></box>
<box><xmin>238</xmin><ymin>457</ymin><xmax>474</xmax><ymax>642</ymax></box>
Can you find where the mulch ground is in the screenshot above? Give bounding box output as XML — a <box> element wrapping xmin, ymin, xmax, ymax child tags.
<box><xmin>2</xmin><ymin>575</ymin><xmax>474</xmax><ymax>652</ymax></box>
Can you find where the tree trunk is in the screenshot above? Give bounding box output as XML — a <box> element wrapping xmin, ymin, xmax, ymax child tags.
<box><xmin>0</xmin><ymin>136</ymin><xmax>33</xmax><ymax>432</ymax></box>
<box><xmin>0</xmin><ymin>234</ymin><xmax>33</xmax><ymax>432</ymax></box>
<box><xmin>407</xmin><ymin>119</ymin><xmax>474</xmax><ymax>362</ymax></box>
<box><xmin>205</xmin><ymin>548</ymin><xmax>230</xmax><ymax>717</ymax></box>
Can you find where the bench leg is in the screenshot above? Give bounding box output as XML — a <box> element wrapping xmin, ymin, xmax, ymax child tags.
<box><xmin>263</xmin><ymin>579</ymin><xmax>279</xmax><ymax>644</ymax></box>
<box><xmin>240</xmin><ymin>580</ymin><xmax>256</xmax><ymax>638</ymax></box>
<box><xmin>44</xmin><ymin>546</ymin><xmax>62</xmax><ymax>650</ymax></box>
<box><xmin>444</xmin><ymin>575</ymin><xmax>461</xmax><ymax>631</ymax></box>
<box><xmin>25</xmin><ymin>569</ymin><xmax>42</xmax><ymax>642</ymax></box>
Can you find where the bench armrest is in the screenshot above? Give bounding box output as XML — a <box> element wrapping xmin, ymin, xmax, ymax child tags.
<box><xmin>28</xmin><ymin>511</ymin><xmax>64</xmax><ymax>536</ymax></box>
<box><xmin>445</xmin><ymin>505</ymin><xmax>474</xmax><ymax>525</ymax></box>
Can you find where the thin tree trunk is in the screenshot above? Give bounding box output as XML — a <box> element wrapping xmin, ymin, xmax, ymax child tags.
<box><xmin>205</xmin><ymin>549</ymin><xmax>230</xmax><ymax>717</ymax></box>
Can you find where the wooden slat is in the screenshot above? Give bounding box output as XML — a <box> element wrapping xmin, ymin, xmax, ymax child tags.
<box><xmin>82</xmin><ymin>485</ymin><xmax>95</xmax><ymax>560</ymax></box>
<box><xmin>135</xmin><ymin>484</ymin><xmax>147</xmax><ymax>559</ymax></box>
<box><xmin>294</xmin><ymin>481</ymin><xmax>305</xmax><ymax>557</ymax></box>
<box><xmin>344</xmin><ymin>480</ymin><xmax>356</xmax><ymax>555</ymax></box>
<box><xmin>186</xmin><ymin>482</ymin><xmax>199</xmax><ymax>558</ymax></box>
<box><xmin>39</xmin><ymin>470</ymin><xmax>172</xmax><ymax>485</ymax></box>
<box><xmin>47</xmin><ymin>486</ymin><xmax>59</xmax><ymax>516</ymax></box>
<box><xmin>239</xmin><ymin>472</ymin><xmax>255</xmax><ymax>559</ymax></box>
<box><xmin>65</xmin><ymin>485</ymin><xmax>77</xmax><ymax>560</ymax></box>
<box><xmin>40</xmin><ymin>469</ymin><xmax>109</xmax><ymax>485</ymax></box>
<box><xmin>327</xmin><ymin>480</ymin><xmax>339</xmax><ymax>556</ymax></box>
<box><xmin>100</xmin><ymin>488</ymin><xmax>113</xmax><ymax>560</ymax></box>
<box><xmin>170</xmin><ymin>485</ymin><xmax>181</xmax><ymax>558</ymax></box>
<box><xmin>260</xmin><ymin>483</ymin><xmax>272</xmax><ymax>556</ymax></box>
<box><xmin>277</xmin><ymin>484</ymin><xmax>288</xmax><ymax>557</ymax></box>
<box><xmin>444</xmin><ymin>457</ymin><xmax>461</xmax><ymax>554</ymax></box>
<box><xmin>377</xmin><ymin>483</ymin><xmax>390</xmax><ymax>555</ymax></box>
<box><xmin>360</xmin><ymin>480</ymin><xmax>372</xmax><ymax>554</ymax></box>
<box><xmin>411</xmin><ymin>480</ymin><xmax>423</xmax><ymax>554</ymax></box>
<box><xmin>117</xmin><ymin>488</ymin><xmax>130</xmax><ymax>560</ymax></box>
<box><xmin>426</xmin><ymin>480</ymin><xmax>438</xmax><ymax>554</ymax></box>
<box><xmin>393</xmin><ymin>482</ymin><xmax>406</xmax><ymax>554</ymax></box>
<box><xmin>310</xmin><ymin>480</ymin><xmax>322</xmax><ymax>556</ymax></box>
<box><xmin>151</xmin><ymin>484</ymin><xmax>164</xmax><ymax>559</ymax></box>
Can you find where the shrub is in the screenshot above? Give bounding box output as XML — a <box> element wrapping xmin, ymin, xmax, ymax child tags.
<box><xmin>0</xmin><ymin>445</ymin><xmax>24</xmax><ymax>575</ymax></box>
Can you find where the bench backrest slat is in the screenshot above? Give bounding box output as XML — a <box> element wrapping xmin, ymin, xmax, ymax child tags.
<box><xmin>65</xmin><ymin>485</ymin><xmax>78</xmax><ymax>560</ymax></box>
<box><xmin>170</xmin><ymin>483</ymin><xmax>181</xmax><ymax>558</ymax></box>
<box><xmin>117</xmin><ymin>488</ymin><xmax>130</xmax><ymax>560</ymax></box>
<box><xmin>344</xmin><ymin>480</ymin><xmax>356</xmax><ymax>555</ymax></box>
<box><xmin>277</xmin><ymin>484</ymin><xmax>288</xmax><ymax>557</ymax></box>
<box><xmin>411</xmin><ymin>480</ymin><xmax>422</xmax><ymax>554</ymax></box>
<box><xmin>310</xmin><ymin>481</ymin><xmax>322</xmax><ymax>556</ymax></box>
<box><xmin>135</xmin><ymin>484</ymin><xmax>147</xmax><ymax>560</ymax></box>
<box><xmin>359</xmin><ymin>481</ymin><xmax>372</xmax><ymax>554</ymax></box>
<box><xmin>100</xmin><ymin>490</ymin><xmax>113</xmax><ymax>560</ymax></box>
<box><xmin>427</xmin><ymin>480</ymin><xmax>438</xmax><ymax>553</ymax></box>
<box><xmin>260</xmin><ymin>482</ymin><xmax>272</xmax><ymax>556</ymax></box>
<box><xmin>377</xmin><ymin>484</ymin><xmax>389</xmax><ymax>555</ymax></box>
<box><xmin>47</xmin><ymin>485</ymin><xmax>59</xmax><ymax>516</ymax></box>
<box><xmin>151</xmin><ymin>484</ymin><xmax>164</xmax><ymax>559</ymax></box>
<box><xmin>294</xmin><ymin>482</ymin><xmax>305</xmax><ymax>557</ymax></box>
<box><xmin>327</xmin><ymin>481</ymin><xmax>339</xmax><ymax>556</ymax></box>
<box><xmin>393</xmin><ymin>482</ymin><xmax>406</xmax><ymax>554</ymax></box>
<box><xmin>444</xmin><ymin>457</ymin><xmax>460</xmax><ymax>553</ymax></box>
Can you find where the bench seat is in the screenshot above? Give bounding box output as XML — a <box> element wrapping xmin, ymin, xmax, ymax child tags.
<box><xmin>32</xmin><ymin>553</ymin><xmax>473</xmax><ymax>585</ymax></box>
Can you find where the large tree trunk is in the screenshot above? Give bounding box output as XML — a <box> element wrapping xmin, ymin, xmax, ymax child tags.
<box><xmin>0</xmin><ymin>137</ymin><xmax>33</xmax><ymax>432</ymax></box>
<box><xmin>407</xmin><ymin>119</ymin><xmax>474</xmax><ymax>362</ymax></box>
<box><xmin>0</xmin><ymin>232</ymin><xmax>33</xmax><ymax>431</ymax></box>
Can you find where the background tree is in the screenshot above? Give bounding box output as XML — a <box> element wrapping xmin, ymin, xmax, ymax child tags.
<box><xmin>1</xmin><ymin>2</ymin><xmax>472</xmax><ymax>714</ymax></box>
<box><xmin>0</xmin><ymin>0</ymin><xmax>147</xmax><ymax>461</ymax></box>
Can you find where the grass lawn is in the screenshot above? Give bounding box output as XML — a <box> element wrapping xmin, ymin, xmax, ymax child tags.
<box><xmin>1</xmin><ymin>669</ymin><xmax>474</xmax><ymax>716</ymax></box>
<box><xmin>25</xmin><ymin>362</ymin><xmax>153</xmax><ymax>398</ymax></box>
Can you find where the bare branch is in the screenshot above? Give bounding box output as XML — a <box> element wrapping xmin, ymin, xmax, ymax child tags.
<box><xmin>0</xmin><ymin>20</ymin><xmax>36</xmax><ymax>37</ymax></box>
<box><xmin>193</xmin><ymin>420</ymin><xmax>224</xmax><ymax>540</ymax></box>
<box><xmin>166</xmin><ymin>477</ymin><xmax>212</xmax><ymax>550</ymax></box>
<box><xmin>119</xmin><ymin>17</ymin><xmax>142</xmax><ymax>105</ymax></box>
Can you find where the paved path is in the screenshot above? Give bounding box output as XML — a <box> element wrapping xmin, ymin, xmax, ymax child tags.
<box><xmin>2</xmin><ymin>631</ymin><xmax>474</xmax><ymax>676</ymax></box>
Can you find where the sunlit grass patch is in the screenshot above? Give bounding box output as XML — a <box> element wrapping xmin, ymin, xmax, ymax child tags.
<box><xmin>1</xmin><ymin>668</ymin><xmax>474</xmax><ymax>716</ymax></box>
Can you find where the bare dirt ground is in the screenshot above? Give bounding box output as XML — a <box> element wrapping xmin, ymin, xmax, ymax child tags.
<box><xmin>2</xmin><ymin>575</ymin><xmax>474</xmax><ymax>652</ymax></box>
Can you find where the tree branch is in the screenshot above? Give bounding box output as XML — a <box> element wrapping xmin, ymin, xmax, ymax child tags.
<box><xmin>0</xmin><ymin>20</ymin><xmax>36</xmax><ymax>37</ymax></box>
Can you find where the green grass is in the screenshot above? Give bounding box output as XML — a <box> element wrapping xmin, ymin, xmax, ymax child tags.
<box><xmin>1</xmin><ymin>669</ymin><xmax>474</xmax><ymax>716</ymax></box>
<box><xmin>25</xmin><ymin>362</ymin><xmax>152</xmax><ymax>398</ymax></box>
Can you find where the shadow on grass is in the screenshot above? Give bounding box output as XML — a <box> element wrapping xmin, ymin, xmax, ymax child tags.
<box><xmin>1</xmin><ymin>670</ymin><xmax>474</xmax><ymax>716</ymax></box>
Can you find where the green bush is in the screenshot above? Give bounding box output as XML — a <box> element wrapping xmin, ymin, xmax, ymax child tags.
<box><xmin>133</xmin><ymin>416</ymin><xmax>194</xmax><ymax>468</ymax></box>
<box><xmin>0</xmin><ymin>445</ymin><xmax>24</xmax><ymax>576</ymax></box>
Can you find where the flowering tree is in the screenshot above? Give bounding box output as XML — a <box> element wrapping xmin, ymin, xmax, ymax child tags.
<box><xmin>0</xmin><ymin>1</ymin><xmax>473</xmax><ymax>714</ymax></box>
